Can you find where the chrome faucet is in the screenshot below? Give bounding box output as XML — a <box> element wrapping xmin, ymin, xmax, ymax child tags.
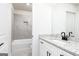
<box><xmin>61</xmin><ymin>32</ymin><xmax>65</xmax><ymax>37</ymax></box>
<box><xmin>69</xmin><ymin>32</ymin><xmax>73</xmax><ymax>37</ymax></box>
<box><xmin>61</xmin><ymin>32</ymin><xmax>67</xmax><ymax>40</ymax></box>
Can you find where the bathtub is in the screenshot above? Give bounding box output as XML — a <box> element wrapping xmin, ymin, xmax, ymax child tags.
<box><xmin>12</xmin><ymin>39</ymin><xmax>32</xmax><ymax>56</ymax></box>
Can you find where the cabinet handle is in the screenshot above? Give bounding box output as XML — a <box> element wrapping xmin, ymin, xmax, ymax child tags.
<box><xmin>40</xmin><ymin>41</ymin><xmax>44</xmax><ymax>44</ymax></box>
<box><xmin>60</xmin><ymin>54</ymin><xmax>64</xmax><ymax>56</ymax></box>
<box><xmin>47</xmin><ymin>51</ymin><xmax>51</xmax><ymax>56</ymax></box>
<box><xmin>47</xmin><ymin>51</ymin><xmax>49</xmax><ymax>56</ymax></box>
<box><xmin>49</xmin><ymin>53</ymin><xmax>51</xmax><ymax>56</ymax></box>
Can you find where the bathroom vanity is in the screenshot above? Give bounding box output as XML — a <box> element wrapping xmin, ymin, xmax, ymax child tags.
<box><xmin>39</xmin><ymin>35</ymin><xmax>79</xmax><ymax>56</ymax></box>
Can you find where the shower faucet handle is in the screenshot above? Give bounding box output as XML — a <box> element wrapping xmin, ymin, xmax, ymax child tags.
<box><xmin>24</xmin><ymin>21</ymin><xmax>28</xmax><ymax>23</ymax></box>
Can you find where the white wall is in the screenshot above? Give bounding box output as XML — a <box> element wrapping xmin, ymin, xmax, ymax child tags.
<box><xmin>74</xmin><ymin>6</ymin><xmax>79</xmax><ymax>37</ymax></box>
<box><xmin>32</xmin><ymin>3</ymin><xmax>52</xmax><ymax>56</ymax></box>
<box><xmin>0</xmin><ymin>3</ymin><xmax>12</xmax><ymax>54</ymax></box>
<box><xmin>51</xmin><ymin>3</ymin><xmax>77</xmax><ymax>34</ymax></box>
<box><xmin>38</xmin><ymin>4</ymin><xmax>52</xmax><ymax>34</ymax></box>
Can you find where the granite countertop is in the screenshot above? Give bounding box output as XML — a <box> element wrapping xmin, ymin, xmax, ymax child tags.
<box><xmin>39</xmin><ymin>35</ymin><xmax>79</xmax><ymax>56</ymax></box>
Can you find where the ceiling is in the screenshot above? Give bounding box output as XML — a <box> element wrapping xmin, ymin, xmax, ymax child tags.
<box><xmin>13</xmin><ymin>3</ymin><xmax>32</xmax><ymax>11</ymax></box>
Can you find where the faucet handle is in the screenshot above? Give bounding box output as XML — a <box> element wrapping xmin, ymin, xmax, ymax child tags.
<box><xmin>69</xmin><ymin>32</ymin><xmax>73</xmax><ymax>37</ymax></box>
<box><xmin>61</xmin><ymin>32</ymin><xmax>65</xmax><ymax>37</ymax></box>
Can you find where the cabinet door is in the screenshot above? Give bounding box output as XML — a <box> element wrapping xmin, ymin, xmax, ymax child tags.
<box><xmin>40</xmin><ymin>42</ymin><xmax>43</xmax><ymax>56</ymax></box>
<box><xmin>40</xmin><ymin>40</ymin><xmax>53</xmax><ymax>56</ymax></box>
<box><xmin>43</xmin><ymin>40</ymin><xmax>59</xmax><ymax>56</ymax></box>
<box><xmin>40</xmin><ymin>40</ymin><xmax>44</xmax><ymax>56</ymax></box>
<box><xmin>40</xmin><ymin>40</ymin><xmax>48</xmax><ymax>56</ymax></box>
<box><xmin>60</xmin><ymin>50</ymin><xmax>73</xmax><ymax>56</ymax></box>
<box><xmin>49</xmin><ymin>45</ymin><xmax>60</xmax><ymax>56</ymax></box>
<box><xmin>56</xmin><ymin>47</ymin><xmax>73</xmax><ymax>56</ymax></box>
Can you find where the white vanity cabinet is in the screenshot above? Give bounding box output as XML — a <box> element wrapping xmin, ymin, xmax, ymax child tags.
<box><xmin>40</xmin><ymin>39</ymin><xmax>73</xmax><ymax>56</ymax></box>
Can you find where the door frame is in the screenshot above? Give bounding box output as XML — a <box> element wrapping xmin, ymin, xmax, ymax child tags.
<box><xmin>9</xmin><ymin>4</ymin><xmax>33</xmax><ymax>56</ymax></box>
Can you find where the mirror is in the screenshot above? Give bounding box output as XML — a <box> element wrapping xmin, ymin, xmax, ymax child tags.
<box><xmin>66</xmin><ymin>11</ymin><xmax>76</xmax><ymax>35</ymax></box>
<box><xmin>51</xmin><ymin>3</ymin><xmax>79</xmax><ymax>38</ymax></box>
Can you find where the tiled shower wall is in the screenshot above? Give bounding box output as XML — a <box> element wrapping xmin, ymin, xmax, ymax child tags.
<box><xmin>13</xmin><ymin>10</ymin><xmax>32</xmax><ymax>40</ymax></box>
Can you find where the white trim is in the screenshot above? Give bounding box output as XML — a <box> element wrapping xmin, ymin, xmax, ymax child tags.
<box><xmin>8</xmin><ymin>3</ymin><xmax>13</xmax><ymax>56</ymax></box>
<box><xmin>12</xmin><ymin>39</ymin><xmax>32</xmax><ymax>45</ymax></box>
